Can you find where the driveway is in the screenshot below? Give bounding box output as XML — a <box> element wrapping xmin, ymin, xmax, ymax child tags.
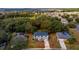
<box><xmin>44</xmin><ymin>39</ymin><xmax>50</xmax><ymax>49</ymax></box>
<box><xmin>58</xmin><ymin>39</ymin><xmax>67</xmax><ymax>50</ymax></box>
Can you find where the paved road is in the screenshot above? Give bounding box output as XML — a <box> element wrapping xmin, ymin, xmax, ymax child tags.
<box><xmin>44</xmin><ymin>39</ymin><xmax>50</xmax><ymax>49</ymax></box>
<box><xmin>58</xmin><ymin>39</ymin><xmax>67</xmax><ymax>50</ymax></box>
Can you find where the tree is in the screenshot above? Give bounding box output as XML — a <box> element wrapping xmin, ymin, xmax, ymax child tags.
<box><xmin>33</xmin><ymin>15</ymin><xmax>52</xmax><ymax>32</ymax></box>
<box><xmin>25</xmin><ymin>22</ymin><xmax>33</xmax><ymax>33</ymax></box>
<box><xmin>9</xmin><ymin>33</ymin><xmax>28</xmax><ymax>50</ymax></box>
<box><xmin>40</xmin><ymin>19</ymin><xmax>52</xmax><ymax>31</ymax></box>
<box><xmin>2</xmin><ymin>19</ymin><xmax>16</xmax><ymax>32</ymax></box>
<box><xmin>0</xmin><ymin>30</ymin><xmax>8</xmax><ymax>43</ymax></box>
<box><xmin>67</xmin><ymin>18</ymin><xmax>73</xmax><ymax>22</ymax></box>
<box><xmin>68</xmin><ymin>37</ymin><xmax>76</xmax><ymax>44</ymax></box>
<box><xmin>51</xmin><ymin>20</ymin><xmax>64</xmax><ymax>32</ymax></box>
<box><xmin>62</xmin><ymin>14</ymin><xmax>69</xmax><ymax>19</ymax></box>
<box><xmin>0</xmin><ymin>30</ymin><xmax>8</xmax><ymax>49</ymax></box>
<box><xmin>67</xmin><ymin>22</ymin><xmax>76</xmax><ymax>28</ymax></box>
<box><xmin>75</xmin><ymin>18</ymin><xmax>79</xmax><ymax>23</ymax></box>
<box><xmin>51</xmin><ymin>17</ymin><xmax>61</xmax><ymax>21</ymax></box>
<box><xmin>0</xmin><ymin>13</ymin><xmax>5</xmax><ymax>19</ymax></box>
<box><xmin>33</xmin><ymin>18</ymin><xmax>41</xmax><ymax>29</ymax></box>
<box><xmin>2</xmin><ymin>17</ymin><xmax>30</xmax><ymax>33</ymax></box>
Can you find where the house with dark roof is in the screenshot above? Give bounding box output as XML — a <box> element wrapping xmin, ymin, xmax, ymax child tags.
<box><xmin>33</xmin><ymin>32</ymin><xmax>49</xmax><ymax>41</ymax></box>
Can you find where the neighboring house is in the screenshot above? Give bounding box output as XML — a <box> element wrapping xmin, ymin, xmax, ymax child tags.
<box><xmin>56</xmin><ymin>32</ymin><xmax>70</xmax><ymax>40</ymax></box>
<box><xmin>76</xmin><ymin>24</ymin><xmax>79</xmax><ymax>32</ymax></box>
<box><xmin>33</xmin><ymin>32</ymin><xmax>49</xmax><ymax>41</ymax></box>
<box><xmin>61</xmin><ymin>18</ymin><xmax>68</xmax><ymax>25</ymax></box>
<box><xmin>10</xmin><ymin>33</ymin><xmax>27</xmax><ymax>49</ymax></box>
<box><xmin>56</xmin><ymin>32</ymin><xmax>70</xmax><ymax>50</ymax></box>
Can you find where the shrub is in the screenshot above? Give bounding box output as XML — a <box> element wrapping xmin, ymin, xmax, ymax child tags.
<box><xmin>75</xmin><ymin>18</ymin><xmax>79</xmax><ymax>23</ymax></box>
<box><xmin>68</xmin><ymin>36</ymin><xmax>76</xmax><ymax>44</ymax></box>
<box><xmin>68</xmin><ymin>22</ymin><xmax>76</xmax><ymax>28</ymax></box>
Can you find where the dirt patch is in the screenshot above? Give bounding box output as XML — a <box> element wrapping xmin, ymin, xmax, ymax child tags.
<box><xmin>49</xmin><ymin>33</ymin><xmax>60</xmax><ymax>48</ymax></box>
<box><xmin>28</xmin><ymin>33</ymin><xmax>44</xmax><ymax>48</ymax></box>
<box><xmin>35</xmin><ymin>40</ymin><xmax>44</xmax><ymax>48</ymax></box>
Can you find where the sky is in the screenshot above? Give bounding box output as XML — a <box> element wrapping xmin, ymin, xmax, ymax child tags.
<box><xmin>0</xmin><ymin>0</ymin><xmax>79</xmax><ymax>8</ymax></box>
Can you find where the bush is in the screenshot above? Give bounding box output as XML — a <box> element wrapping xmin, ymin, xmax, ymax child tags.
<box><xmin>9</xmin><ymin>34</ymin><xmax>28</xmax><ymax>50</ymax></box>
<box><xmin>75</xmin><ymin>18</ymin><xmax>79</xmax><ymax>23</ymax></box>
<box><xmin>68</xmin><ymin>22</ymin><xmax>76</xmax><ymax>28</ymax></box>
<box><xmin>67</xmin><ymin>18</ymin><xmax>73</xmax><ymax>22</ymax></box>
<box><xmin>68</xmin><ymin>36</ymin><xmax>76</xmax><ymax>44</ymax></box>
<box><xmin>51</xmin><ymin>20</ymin><xmax>64</xmax><ymax>32</ymax></box>
<box><xmin>0</xmin><ymin>30</ymin><xmax>8</xmax><ymax>43</ymax></box>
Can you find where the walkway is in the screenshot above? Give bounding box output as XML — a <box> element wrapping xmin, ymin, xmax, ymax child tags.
<box><xmin>44</xmin><ymin>39</ymin><xmax>50</xmax><ymax>49</ymax></box>
<box><xmin>58</xmin><ymin>39</ymin><xmax>67</xmax><ymax>50</ymax></box>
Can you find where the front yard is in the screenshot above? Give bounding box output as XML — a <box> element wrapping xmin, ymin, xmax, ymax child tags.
<box><xmin>28</xmin><ymin>33</ymin><xmax>44</xmax><ymax>48</ymax></box>
<box><xmin>28</xmin><ymin>33</ymin><xmax>60</xmax><ymax>49</ymax></box>
<box><xmin>65</xmin><ymin>28</ymin><xmax>79</xmax><ymax>50</ymax></box>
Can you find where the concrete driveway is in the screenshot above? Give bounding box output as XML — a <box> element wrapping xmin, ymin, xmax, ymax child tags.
<box><xmin>44</xmin><ymin>39</ymin><xmax>50</xmax><ymax>49</ymax></box>
<box><xmin>58</xmin><ymin>39</ymin><xmax>67</xmax><ymax>50</ymax></box>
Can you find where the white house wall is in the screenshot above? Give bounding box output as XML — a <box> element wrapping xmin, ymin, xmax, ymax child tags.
<box><xmin>34</xmin><ymin>35</ymin><xmax>49</xmax><ymax>41</ymax></box>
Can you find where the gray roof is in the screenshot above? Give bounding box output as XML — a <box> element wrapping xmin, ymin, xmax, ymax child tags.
<box><xmin>11</xmin><ymin>33</ymin><xmax>26</xmax><ymax>45</ymax></box>
<box><xmin>56</xmin><ymin>32</ymin><xmax>70</xmax><ymax>39</ymax></box>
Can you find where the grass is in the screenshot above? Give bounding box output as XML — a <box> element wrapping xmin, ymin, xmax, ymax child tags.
<box><xmin>65</xmin><ymin>28</ymin><xmax>79</xmax><ymax>50</ymax></box>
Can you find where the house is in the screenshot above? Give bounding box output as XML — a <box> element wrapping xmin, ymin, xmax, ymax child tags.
<box><xmin>33</xmin><ymin>32</ymin><xmax>49</xmax><ymax>41</ymax></box>
<box><xmin>56</xmin><ymin>32</ymin><xmax>70</xmax><ymax>50</ymax></box>
<box><xmin>61</xmin><ymin>18</ymin><xmax>68</xmax><ymax>25</ymax></box>
<box><xmin>56</xmin><ymin>32</ymin><xmax>70</xmax><ymax>40</ymax></box>
<box><xmin>10</xmin><ymin>33</ymin><xmax>27</xmax><ymax>49</ymax></box>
